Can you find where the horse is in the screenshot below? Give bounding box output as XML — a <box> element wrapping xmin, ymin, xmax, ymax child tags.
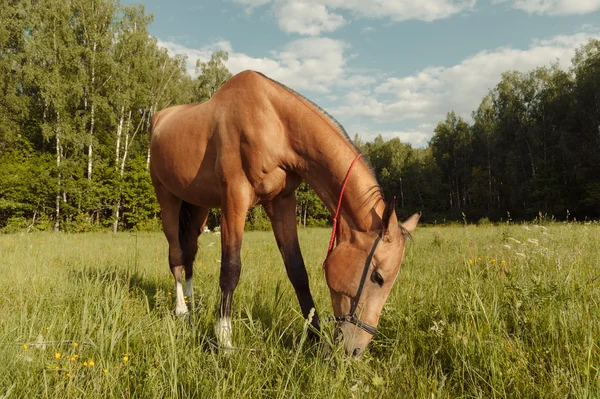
<box><xmin>149</xmin><ymin>70</ymin><xmax>420</xmax><ymax>356</ymax></box>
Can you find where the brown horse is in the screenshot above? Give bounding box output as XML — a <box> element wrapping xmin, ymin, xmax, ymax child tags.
<box><xmin>149</xmin><ymin>70</ymin><xmax>420</xmax><ymax>356</ymax></box>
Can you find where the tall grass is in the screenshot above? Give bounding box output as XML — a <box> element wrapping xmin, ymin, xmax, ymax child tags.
<box><xmin>0</xmin><ymin>223</ymin><xmax>599</xmax><ymax>398</ymax></box>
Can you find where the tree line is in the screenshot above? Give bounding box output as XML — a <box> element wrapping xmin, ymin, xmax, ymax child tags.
<box><xmin>0</xmin><ymin>0</ymin><xmax>217</xmax><ymax>232</ymax></box>
<box><xmin>361</xmin><ymin>40</ymin><xmax>600</xmax><ymax>223</ymax></box>
<box><xmin>0</xmin><ymin>0</ymin><xmax>598</xmax><ymax>232</ymax></box>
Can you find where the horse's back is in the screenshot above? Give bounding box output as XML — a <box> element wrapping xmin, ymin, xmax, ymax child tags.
<box><xmin>150</xmin><ymin>71</ymin><xmax>297</xmax><ymax>207</ymax></box>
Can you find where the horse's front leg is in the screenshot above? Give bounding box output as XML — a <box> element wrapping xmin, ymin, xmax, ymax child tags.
<box><xmin>264</xmin><ymin>193</ymin><xmax>321</xmax><ymax>336</ymax></box>
<box><xmin>216</xmin><ymin>182</ymin><xmax>252</xmax><ymax>349</ymax></box>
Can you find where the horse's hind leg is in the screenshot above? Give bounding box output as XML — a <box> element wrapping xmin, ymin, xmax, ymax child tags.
<box><xmin>265</xmin><ymin>193</ymin><xmax>321</xmax><ymax>335</ymax></box>
<box><xmin>153</xmin><ymin>187</ymin><xmax>188</xmax><ymax>315</ymax></box>
<box><xmin>179</xmin><ymin>203</ymin><xmax>209</xmax><ymax>308</ymax></box>
<box><xmin>216</xmin><ymin>182</ymin><xmax>252</xmax><ymax>348</ymax></box>
<box><xmin>153</xmin><ymin>182</ymin><xmax>202</xmax><ymax>316</ymax></box>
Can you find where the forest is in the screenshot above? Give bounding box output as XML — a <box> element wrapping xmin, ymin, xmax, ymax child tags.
<box><xmin>1</xmin><ymin>0</ymin><xmax>599</xmax><ymax>232</ymax></box>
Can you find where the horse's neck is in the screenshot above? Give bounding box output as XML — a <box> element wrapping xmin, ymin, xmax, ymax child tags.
<box><xmin>297</xmin><ymin>142</ymin><xmax>385</xmax><ymax>233</ymax></box>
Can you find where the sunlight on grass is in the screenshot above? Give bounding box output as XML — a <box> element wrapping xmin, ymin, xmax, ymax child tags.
<box><xmin>0</xmin><ymin>224</ymin><xmax>599</xmax><ymax>397</ymax></box>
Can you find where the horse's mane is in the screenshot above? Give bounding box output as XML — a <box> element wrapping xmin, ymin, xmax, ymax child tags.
<box><xmin>252</xmin><ymin>71</ymin><xmax>371</xmax><ymax>170</ymax></box>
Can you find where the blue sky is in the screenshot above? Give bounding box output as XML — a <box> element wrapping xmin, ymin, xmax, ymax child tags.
<box><xmin>122</xmin><ymin>0</ymin><xmax>600</xmax><ymax>147</ymax></box>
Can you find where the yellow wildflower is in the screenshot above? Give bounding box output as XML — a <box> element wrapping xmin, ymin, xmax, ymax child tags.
<box><xmin>66</xmin><ymin>373</ymin><xmax>71</xmax><ymax>377</ymax></box>
<box><xmin>123</xmin><ymin>355</ymin><xmax>129</xmax><ymax>363</ymax></box>
<box><xmin>83</xmin><ymin>362</ymin><xmax>88</xmax><ymax>367</ymax></box>
<box><xmin>54</xmin><ymin>353</ymin><xmax>61</xmax><ymax>359</ymax></box>
<box><xmin>468</xmin><ymin>259</ymin><xmax>473</xmax><ymax>264</ymax></box>
<box><xmin>103</xmin><ymin>369</ymin><xmax>108</xmax><ymax>374</ymax></box>
<box><xmin>72</xmin><ymin>342</ymin><xmax>79</xmax><ymax>347</ymax></box>
<box><xmin>88</xmin><ymin>359</ymin><xmax>94</xmax><ymax>367</ymax></box>
<box><xmin>23</xmin><ymin>344</ymin><xmax>28</xmax><ymax>351</ymax></box>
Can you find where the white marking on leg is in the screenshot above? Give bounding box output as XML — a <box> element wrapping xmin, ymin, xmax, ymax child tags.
<box><xmin>215</xmin><ymin>317</ymin><xmax>232</xmax><ymax>348</ymax></box>
<box><xmin>175</xmin><ymin>280</ymin><xmax>188</xmax><ymax>315</ymax></box>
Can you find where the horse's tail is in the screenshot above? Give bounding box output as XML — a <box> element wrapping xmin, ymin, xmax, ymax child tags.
<box><xmin>178</xmin><ymin>201</ymin><xmax>193</xmax><ymax>258</ymax></box>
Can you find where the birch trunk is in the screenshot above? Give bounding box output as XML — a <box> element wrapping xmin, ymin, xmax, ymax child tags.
<box><xmin>121</xmin><ymin>133</ymin><xmax>129</xmax><ymax>177</ymax></box>
<box><xmin>112</xmin><ymin>110</ymin><xmax>131</xmax><ymax>232</ymax></box>
<box><xmin>55</xmin><ymin>111</ymin><xmax>61</xmax><ymax>232</ymax></box>
<box><xmin>115</xmin><ymin>105</ymin><xmax>124</xmax><ymax>168</ymax></box>
<box><xmin>87</xmin><ymin>41</ymin><xmax>97</xmax><ymax>180</ymax></box>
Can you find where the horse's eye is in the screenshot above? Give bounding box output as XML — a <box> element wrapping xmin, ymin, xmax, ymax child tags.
<box><xmin>371</xmin><ymin>270</ymin><xmax>384</xmax><ymax>287</ymax></box>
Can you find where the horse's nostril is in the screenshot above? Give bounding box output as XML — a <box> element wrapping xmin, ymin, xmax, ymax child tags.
<box><xmin>352</xmin><ymin>348</ymin><xmax>362</xmax><ymax>357</ymax></box>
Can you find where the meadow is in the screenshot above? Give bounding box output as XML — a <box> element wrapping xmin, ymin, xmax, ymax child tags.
<box><xmin>0</xmin><ymin>223</ymin><xmax>599</xmax><ymax>398</ymax></box>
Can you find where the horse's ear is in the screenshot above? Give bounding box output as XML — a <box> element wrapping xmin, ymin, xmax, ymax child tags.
<box><xmin>401</xmin><ymin>212</ymin><xmax>421</xmax><ymax>233</ymax></box>
<box><xmin>382</xmin><ymin>197</ymin><xmax>398</xmax><ymax>240</ymax></box>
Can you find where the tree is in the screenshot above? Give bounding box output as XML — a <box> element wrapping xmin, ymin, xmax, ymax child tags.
<box><xmin>0</xmin><ymin>0</ymin><xmax>28</xmax><ymax>150</ymax></box>
<box><xmin>296</xmin><ymin>182</ymin><xmax>328</xmax><ymax>227</ymax></box>
<box><xmin>193</xmin><ymin>51</ymin><xmax>232</xmax><ymax>102</ymax></box>
<box><xmin>429</xmin><ymin>111</ymin><xmax>472</xmax><ymax>210</ymax></box>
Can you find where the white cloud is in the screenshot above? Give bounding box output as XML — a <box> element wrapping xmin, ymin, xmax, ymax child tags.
<box><xmin>350</xmin><ymin>123</ymin><xmax>433</xmax><ymax>147</ymax></box>
<box><xmin>335</xmin><ymin>74</ymin><xmax>378</xmax><ymax>88</ymax></box>
<box><xmin>157</xmin><ymin>37</ymin><xmax>350</xmax><ymax>93</ymax></box>
<box><xmin>333</xmin><ymin>31</ymin><xmax>600</xmax><ymax>128</ymax></box>
<box><xmin>233</xmin><ymin>0</ymin><xmax>272</xmax><ymax>11</ymax></box>
<box><xmin>276</xmin><ymin>2</ymin><xmax>346</xmax><ymax>36</ymax></box>
<box><xmin>324</xmin><ymin>0</ymin><xmax>476</xmax><ymax>22</ymax></box>
<box><xmin>156</xmin><ymin>39</ymin><xmax>233</xmax><ymax>77</ymax></box>
<box><xmin>158</xmin><ymin>30</ymin><xmax>600</xmax><ymax>148</ymax></box>
<box><xmin>233</xmin><ymin>0</ymin><xmax>271</xmax><ymax>5</ymax></box>
<box><xmin>373</xmin><ymin>129</ymin><xmax>432</xmax><ymax>147</ymax></box>
<box><xmin>495</xmin><ymin>0</ymin><xmax>600</xmax><ymax>15</ymax></box>
<box><xmin>235</xmin><ymin>0</ymin><xmax>476</xmax><ymax>36</ymax></box>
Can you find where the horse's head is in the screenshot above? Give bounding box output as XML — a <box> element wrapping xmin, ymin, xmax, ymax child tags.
<box><xmin>324</xmin><ymin>199</ymin><xmax>420</xmax><ymax>356</ymax></box>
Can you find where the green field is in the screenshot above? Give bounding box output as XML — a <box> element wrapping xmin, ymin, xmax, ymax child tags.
<box><xmin>1</xmin><ymin>224</ymin><xmax>599</xmax><ymax>398</ymax></box>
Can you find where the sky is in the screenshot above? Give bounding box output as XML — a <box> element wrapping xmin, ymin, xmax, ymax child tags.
<box><xmin>121</xmin><ymin>0</ymin><xmax>600</xmax><ymax>147</ymax></box>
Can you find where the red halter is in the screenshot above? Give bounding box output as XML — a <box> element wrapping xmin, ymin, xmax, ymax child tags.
<box><xmin>327</xmin><ymin>153</ymin><xmax>363</xmax><ymax>255</ymax></box>
<box><xmin>323</xmin><ymin>152</ymin><xmax>381</xmax><ymax>336</ymax></box>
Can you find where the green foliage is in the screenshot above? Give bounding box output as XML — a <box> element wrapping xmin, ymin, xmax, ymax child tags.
<box><xmin>193</xmin><ymin>51</ymin><xmax>233</xmax><ymax>102</ymax></box>
<box><xmin>388</xmin><ymin>44</ymin><xmax>600</xmax><ymax>223</ymax></box>
<box><xmin>296</xmin><ymin>182</ymin><xmax>329</xmax><ymax>227</ymax></box>
<box><xmin>120</xmin><ymin>157</ymin><xmax>159</xmax><ymax>230</ymax></box>
<box><xmin>0</xmin><ymin>146</ymin><xmax>55</xmax><ymax>230</ymax></box>
<box><xmin>246</xmin><ymin>206</ymin><xmax>272</xmax><ymax>231</ymax></box>
<box><xmin>0</xmin><ymin>0</ymin><xmax>599</xmax><ymax>233</ymax></box>
<box><xmin>0</xmin><ymin>0</ymin><xmax>194</xmax><ymax>232</ymax></box>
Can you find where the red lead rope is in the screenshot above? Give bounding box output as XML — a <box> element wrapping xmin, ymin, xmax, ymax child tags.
<box><xmin>326</xmin><ymin>153</ymin><xmax>363</xmax><ymax>256</ymax></box>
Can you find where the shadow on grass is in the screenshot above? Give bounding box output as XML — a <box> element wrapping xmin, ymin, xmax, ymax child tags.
<box><xmin>66</xmin><ymin>266</ymin><xmax>329</xmax><ymax>356</ymax></box>
<box><xmin>67</xmin><ymin>266</ymin><xmax>170</xmax><ymax>311</ymax></box>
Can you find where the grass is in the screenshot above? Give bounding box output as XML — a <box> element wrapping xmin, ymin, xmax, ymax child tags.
<box><xmin>0</xmin><ymin>223</ymin><xmax>599</xmax><ymax>398</ymax></box>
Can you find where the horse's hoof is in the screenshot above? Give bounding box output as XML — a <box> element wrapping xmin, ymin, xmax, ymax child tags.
<box><xmin>174</xmin><ymin>305</ymin><xmax>189</xmax><ymax>317</ymax></box>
